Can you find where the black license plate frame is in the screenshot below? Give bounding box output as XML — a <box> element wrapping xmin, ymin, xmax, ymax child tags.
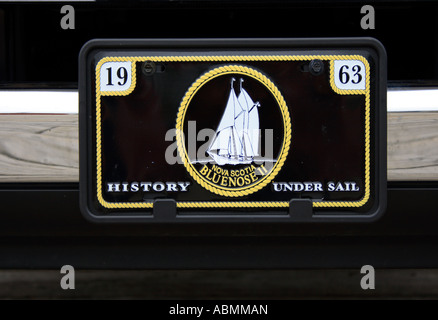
<box><xmin>79</xmin><ymin>38</ymin><xmax>387</xmax><ymax>223</ymax></box>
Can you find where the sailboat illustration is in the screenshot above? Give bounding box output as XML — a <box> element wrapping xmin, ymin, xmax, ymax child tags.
<box><xmin>207</xmin><ymin>78</ymin><xmax>261</xmax><ymax>166</ymax></box>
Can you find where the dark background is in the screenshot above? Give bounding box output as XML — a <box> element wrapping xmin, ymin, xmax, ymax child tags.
<box><xmin>0</xmin><ymin>0</ymin><xmax>438</xmax><ymax>300</ymax></box>
<box><xmin>0</xmin><ymin>1</ymin><xmax>438</xmax><ymax>86</ymax></box>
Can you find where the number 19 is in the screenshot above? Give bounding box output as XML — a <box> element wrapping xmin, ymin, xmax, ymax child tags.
<box><xmin>106</xmin><ymin>67</ymin><xmax>128</xmax><ymax>86</ymax></box>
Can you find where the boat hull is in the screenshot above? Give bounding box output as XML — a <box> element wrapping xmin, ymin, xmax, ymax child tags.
<box><xmin>207</xmin><ymin>151</ymin><xmax>253</xmax><ymax>166</ymax></box>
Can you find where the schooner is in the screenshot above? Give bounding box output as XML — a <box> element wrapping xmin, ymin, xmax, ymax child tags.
<box><xmin>207</xmin><ymin>78</ymin><xmax>261</xmax><ymax>166</ymax></box>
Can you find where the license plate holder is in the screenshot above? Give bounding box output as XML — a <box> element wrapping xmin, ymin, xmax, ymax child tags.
<box><xmin>79</xmin><ymin>38</ymin><xmax>387</xmax><ymax>223</ymax></box>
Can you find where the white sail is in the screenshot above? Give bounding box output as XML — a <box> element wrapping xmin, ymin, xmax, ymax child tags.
<box><xmin>208</xmin><ymin>79</ymin><xmax>242</xmax><ymax>161</ymax></box>
<box><xmin>238</xmin><ymin>81</ymin><xmax>260</xmax><ymax>157</ymax></box>
<box><xmin>216</xmin><ymin>79</ymin><xmax>239</xmax><ymax>133</ymax></box>
<box><xmin>209</xmin><ymin>127</ymin><xmax>232</xmax><ymax>155</ymax></box>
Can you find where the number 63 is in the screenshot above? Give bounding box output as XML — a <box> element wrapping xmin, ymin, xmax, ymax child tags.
<box><xmin>339</xmin><ymin>65</ymin><xmax>363</xmax><ymax>85</ymax></box>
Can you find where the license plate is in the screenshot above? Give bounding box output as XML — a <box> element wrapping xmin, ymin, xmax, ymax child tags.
<box><xmin>79</xmin><ymin>38</ymin><xmax>387</xmax><ymax>222</ymax></box>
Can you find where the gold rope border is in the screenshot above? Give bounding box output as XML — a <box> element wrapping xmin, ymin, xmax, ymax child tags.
<box><xmin>94</xmin><ymin>55</ymin><xmax>370</xmax><ymax>209</ymax></box>
<box><xmin>176</xmin><ymin>65</ymin><xmax>291</xmax><ymax>197</ymax></box>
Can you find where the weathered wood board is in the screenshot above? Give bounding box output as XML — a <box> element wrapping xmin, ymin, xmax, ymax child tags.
<box><xmin>388</xmin><ymin>112</ymin><xmax>438</xmax><ymax>181</ymax></box>
<box><xmin>0</xmin><ymin>115</ymin><xmax>78</xmax><ymax>182</ymax></box>
<box><xmin>0</xmin><ymin>112</ymin><xmax>436</xmax><ymax>182</ymax></box>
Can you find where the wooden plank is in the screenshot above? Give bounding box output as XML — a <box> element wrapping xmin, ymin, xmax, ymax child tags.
<box><xmin>0</xmin><ymin>115</ymin><xmax>78</xmax><ymax>182</ymax></box>
<box><xmin>388</xmin><ymin>112</ymin><xmax>438</xmax><ymax>181</ymax></box>
<box><xmin>0</xmin><ymin>112</ymin><xmax>437</xmax><ymax>182</ymax></box>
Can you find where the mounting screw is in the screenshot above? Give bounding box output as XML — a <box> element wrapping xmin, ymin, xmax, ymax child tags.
<box><xmin>142</xmin><ymin>61</ymin><xmax>156</xmax><ymax>75</ymax></box>
<box><xmin>309</xmin><ymin>59</ymin><xmax>324</xmax><ymax>76</ymax></box>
